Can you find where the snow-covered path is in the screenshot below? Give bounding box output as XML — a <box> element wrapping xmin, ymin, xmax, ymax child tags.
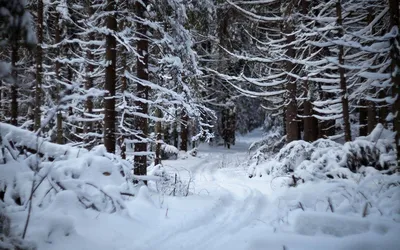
<box><xmin>36</xmin><ymin>128</ymin><xmax>399</xmax><ymax>250</ymax></box>
<box><xmin>130</xmin><ymin>129</ymin><xmax>271</xmax><ymax>250</ymax></box>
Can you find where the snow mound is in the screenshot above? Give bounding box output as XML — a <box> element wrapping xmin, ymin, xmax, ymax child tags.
<box><xmin>0</xmin><ymin>128</ymin><xmax>140</xmax><ymax>247</ymax></box>
<box><xmin>149</xmin><ymin>164</ymin><xmax>191</xmax><ymax>197</ymax></box>
<box><xmin>249</xmin><ymin>124</ymin><xmax>397</xmax><ymax>181</ymax></box>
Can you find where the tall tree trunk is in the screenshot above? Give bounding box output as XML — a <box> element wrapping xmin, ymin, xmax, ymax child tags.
<box><xmin>336</xmin><ymin>0</ymin><xmax>352</xmax><ymax>142</ymax></box>
<box><xmin>284</xmin><ymin>21</ymin><xmax>299</xmax><ymax>143</ymax></box>
<box><xmin>180</xmin><ymin>110</ymin><xmax>188</xmax><ymax>152</ymax></box>
<box><xmin>172</xmin><ymin>105</ymin><xmax>178</xmax><ymax>148</ymax></box>
<box><xmin>119</xmin><ymin>52</ymin><xmax>127</xmax><ymax>159</ymax></box>
<box><xmin>221</xmin><ymin>108</ymin><xmax>227</xmax><ymax>147</ymax></box>
<box><xmin>359</xmin><ymin>99</ymin><xmax>368</xmax><ymax>136</ymax></box>
<box><xmin>366</xmin><ymin>8</ymin><xmax>377</xmax><ymax>134</ymax></box>
<box><xmin>10</xmin><ymin>44</ymin><xmax>18</xmax><ymax>126</ymax></box>
<box><xmin>301</xmin><ymin>0</ymin><xmax>318</xmax><ymax>142</ymax></box>
<box><xmin>134</xmin><ymin>0</ymin><xmax>149</xmax><ymax>179</ymax></box>
<box><xmin>34</xmin><ymin>0</ymin><xmax>43</xmax><ymax>131</ymax></box>
<box><xmin>154</xmin><ymin>108</ymin><xmax>162</xmax><ymax>165</ymax></box>
<box><xmin>55</xmin><ymin>12</ymin><xmax>63</xmax><ymax>144</ymax></box>
<box><xmin>84</xmin><ymin>0</ymin><xmax>94</xmax><ymax>141</ymax></box>
<box><xmin>119</xmin><ymin>4</ymin><xmax>127</xmax><ymax>159</ymax></box>
<box><xmin>303</xmin><ymin>94</ymin><xmax>318</xmax><ymax>141</ymax></box>
<box><xmin>229</xmin><ymin>106</ymin><xmax>236</xmax><ymax>146</ymax></box>
<box><xmin>389</xmin><ymin>0</ymin><xmax>400</xmax><ymax>163</ymax></box>
<box><xmin>104</xmin><ymin>0</ymin><xmax>117</xmax><ymax>153</ymax></box>
<box><xmin>367</xmin><ymin>103</ymin><xmax>377</xmax><ymax>133</ymax></box>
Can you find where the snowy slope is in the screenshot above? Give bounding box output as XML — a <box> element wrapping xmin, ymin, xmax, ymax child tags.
<box><xmin>3</xmin><ymin>128</ymin><xmax>400</xmax><ymax>250</ymax></box>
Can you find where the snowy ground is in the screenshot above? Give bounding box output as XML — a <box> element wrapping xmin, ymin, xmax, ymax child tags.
<box><xmin>10</xmin><ymin>128</ymin><xmax>400</xmax><ymax>250</ymax></box>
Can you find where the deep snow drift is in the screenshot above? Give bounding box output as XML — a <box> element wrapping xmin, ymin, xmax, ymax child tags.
<box><xmin>1</xmin><ymin>127</ymin><xmax>399</xmax><ymax>250</ymax></box>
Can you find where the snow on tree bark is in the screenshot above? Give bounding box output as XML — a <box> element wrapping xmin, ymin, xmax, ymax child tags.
<box><xmin>10</xmin><ymin>44</ymin><xmax>18</xmax><ymax>126</ymax></box>
<box><xmin>134</xmin><ymin>0</ymin><xmax>149</xmax><ymax>179</ymax></box>
<box><xmin>34</xmin><ymin>0</ymin><xmax>44</xmax><ymax>131</ymax></box>
<box><xmin>180</xmin><ymin>110</ymin><xmax>188</xmax><ymax>152</ymax></box>
<box><xmin>336</xmin><ymin>0</ymin><xmax>352</xmax><ymax>142</ymax></box>
<box><xmin>55</xmin><ymin>12</ymin><xmax>63</xmax><ymax>144</ymax></box>
<box><xmin>284</xmin><ymin>18</ymin><xmax>299</xmax><ymax>143</ymax></box>
<box><xmin>104</xmin><ymin>0</ymin><xmax>117</xmax><ymax>153</ymax></box>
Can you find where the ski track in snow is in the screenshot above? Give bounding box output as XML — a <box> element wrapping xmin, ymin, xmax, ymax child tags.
<box><xmin>127</xmin><ymin>130</ymin><xmax>269</xmax><ymax>250</ymax></box>
<box><xmin>32</xmin><ymin>128</ymin><xmax>400</xmax><ymax>250</ymax></box>
<box><xmin>146</xmin><ymin>157</ymin><xmax>266</xmax><ymax>250</ymax></box>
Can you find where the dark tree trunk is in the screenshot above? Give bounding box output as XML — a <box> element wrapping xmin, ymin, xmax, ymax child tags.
<box><xmin>303</xmin><ymin>96</ymin><xmax>318</xmax><ymax>142</ymax></box>
<box><xmin>359</xmin><ymin>100</ymin><xmax>368</xmax><ymax>136</ymax></box>
<box><xmin>118</xmin><ymin>4</ymin><xmax>127</xmax><ymax>159</ymax></box>
<box><xmin>301</xmin><ymin>0</ymin><xmax>317</xmax><ymax>142</ymax></box>
<box><xmin>55</xmin><ymin>12</ymin><xmax>63</xmax><ymax>144</ymax></box>
<box><xmin>229</xmin><ymin>106</ymin><xmax>236</xmax><ymax>146</ymax></box>
<box><xmin>336</xmin><ymin>0</ymin><xmax>352</xmax><ymax>142</ymax></box>
<box><xmin>358</xmin><ymin>10</ymin><xmax>373</xmax><ymax>137</ymax></box>
<box><xmin>34</xmin><ymin>0</ymin><xmax>43</xmax><ymax>131</ymax></box>
<box><xmin>172</xmin><ymin>105</ymin><xmax>178</xmax><ymax>148</ymax></box>
<box><xmin>134</xmin><ymin>0</ymin><xmax>149</xmax><ymax>179</ymax></box>
<box><xmin>283</xmin><ymin>107</ymin><xmax>287</xmax><ymax>137</ymax></box>
<box><xmin>180</xmin><ymin>110</ymin><xmax>188</xmax><ymax>152</ymax></box>
<box><xmin>221</xmin><ymin>108</ymin><xmax>227</xmax><ymax>147</ymax></box>
<box><xmin>84</xmin><ymin>1</ymin><xmax>94</xmax><ymax>140</ymax></box>
<box><xmin>389</xmin><ymin>0</ymin><xmax>400</xmax><ymax>162</ymax></box>
<box><xmin>367</xmin><ymin>102</ymin><xmax>377</xmax><ymax>133</ymax></box>
<box><xmin>104</xmin><ymin>0</ymin><xmax>117</xmax><ymax>153</ymax></box>
<box><xmin>284</xmin><ymin>22</ymin><xmax>299</xmax><ymax>143</ymax></box>
<box><xmin>378</xmin><ymin>98</ymin><xmax>389</xmax><ymax>126</ymax></box>
<box><xmin>154</xmin><ymin>108</ymin><xmax>162</xmax><ymax>165</ymax></box>
<box><xmin>366</xmin><ymin>8</ymin><xmax>377</xmax><ymax>134</ymax></box>
<box><xmin>10</xmin><ymin>44</ymin><xmax>18</xmax><ymax>126</ymax></box>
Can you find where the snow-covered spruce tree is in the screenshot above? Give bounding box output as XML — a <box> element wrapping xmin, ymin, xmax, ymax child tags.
<box><xmin>0</xmin><ymin>0</ymin><xmax>36</xmax><ymax>125</ymax></box>
<box><xmin>188</xmin><ymin>0</ymin><xmax>267</xmax><ymax>147</ymax></box>
<box><xmin>208</xmin><ymin>0</ymin><xmax>297</xmax><ymax>143</ymax></box>
<box><xmin>205</xmin><ymin>0</ymin><xmax>399</xmax><ymax>176</ymax></box>
<box><xmin>304</xmin><ymin>0</ymin><xmax>397</xmax><ymax>143</ymax></box>
<box><xmin>99</xmin><ymin>0</ymin><xmax>216</xmax><ymax>174</ymax></box>
<box><xmin>152</xmin><ymin>0</ymin><xmax>216</xmax><ymax>151</ymax></box>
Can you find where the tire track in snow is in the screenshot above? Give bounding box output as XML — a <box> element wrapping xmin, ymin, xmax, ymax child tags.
<box><xmin>176</xmin><ymin>153</ymin><xmax>266</xmax><ymax>250</ymax></box>
<box><xmin>136</xmin><ymin>150</ymin><xmax>268</xmax><ymax>250</ymax></box>
<box><xmin>189</xmin><ymin>182</ymin><xmax>266</xmax><ymax>250</ymax></box>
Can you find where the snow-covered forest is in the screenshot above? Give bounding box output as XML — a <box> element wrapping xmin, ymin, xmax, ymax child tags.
<box><xmin>0</xmin><ymin>0</ymin><xmax>399</xmax><ymax>249</ymax></box>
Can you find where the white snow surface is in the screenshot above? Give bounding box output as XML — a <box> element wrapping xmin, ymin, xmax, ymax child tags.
<box><xmin>2</xmin><ymin>128</ymin><xmax>399</xmax><ymax>250</ymax></box>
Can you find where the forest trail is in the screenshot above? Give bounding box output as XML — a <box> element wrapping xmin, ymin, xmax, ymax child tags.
<box><xmin>37</xmin><ymin>128</ymin><xmax>399</xmax><ymax>250</ymax></box>
<box><xmin>128</xmin><ymin>128</ymin><xmax>273</xmax><ymax>250</ymax></box>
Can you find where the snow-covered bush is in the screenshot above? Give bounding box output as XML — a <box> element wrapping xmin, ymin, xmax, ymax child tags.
<box><xmin>149</xmin><ymin>164</ymin><xmax>191</xmax><ymax>197</ymax></box>
<box><xmin>0</xmin><ymin>124</ymin><xmax>138</xmax><ymax>214</ymax></box>
<box><xmin>161</xmin><ymin>144</ymin><xmax>179</xmax><ymax>160</ymax></box>
<box><xmin>248</xmin><ymin>124</ymin><xmax>398</xmax><ymax>181</ymax></box>
<box><xmin>0</xmin><ymin>124</ymin><xmax>142</xmax><ymax>246</ymax></box>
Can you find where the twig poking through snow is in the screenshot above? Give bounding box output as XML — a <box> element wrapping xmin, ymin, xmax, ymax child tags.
<box><xmin>298</xmin><ymin>202</ymin><xmax>304</xmax><ymax>211</ymax></box>
<box><xmin>327</xmin><ymin>198</ymin><xmax>334</xmax><ymax>213</ymax></box>
<box><xmin>362</xmin><ymin>202</ymin><xmax>369</xmax><ymax>217</ymax></box>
